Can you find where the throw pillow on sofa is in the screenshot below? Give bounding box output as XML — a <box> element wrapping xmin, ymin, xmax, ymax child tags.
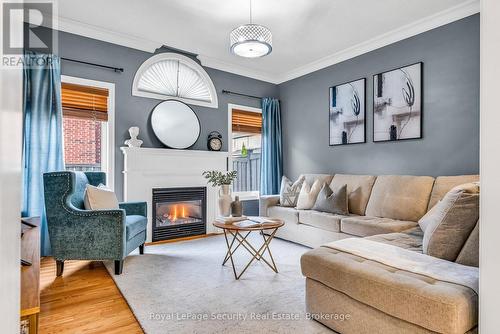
<box><xmin>312</xmin><ymin>183</ymin><xmax>348</xmax><ymax>215</ymax></box>
<box><xmin>296</xmin><ymin>179</ymin><xmax>323</xmax><ymax>210</ymax></box>
<box><xmin>84</xmin><ymin>184</ymin><xmax>119</xmax><ymax>210</ymax></box>
<box><xmin>279</xmin><ymin>175</ymin><xmax>305</xmax><ymax>207</ymax></box>
<box><xmin>419</xmin><ymin>182</ymin><xmax>479</xmax><ymax>261</ymax></box>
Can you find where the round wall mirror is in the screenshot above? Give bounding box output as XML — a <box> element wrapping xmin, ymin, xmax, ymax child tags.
<box><xmin>151</xmin><ymin>100</ymin><xmax>201</xmax><ymax>149</ymax></box>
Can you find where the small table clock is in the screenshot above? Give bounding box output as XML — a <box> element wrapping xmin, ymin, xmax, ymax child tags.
<box><xmin>207</xmin><ymin>131</ymin><xmax>222</xmax><ymax>151</ymax></box>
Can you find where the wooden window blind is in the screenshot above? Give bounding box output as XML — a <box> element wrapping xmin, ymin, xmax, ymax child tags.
<box><xmin>61</xmin><ymin>82</ymin><xmax>109</xmax><ymax>121</ymax></box>
<box><xmin>232</xmin><ymin>109</ymin><xmax>262</xmax><ymax>134</ymax></box>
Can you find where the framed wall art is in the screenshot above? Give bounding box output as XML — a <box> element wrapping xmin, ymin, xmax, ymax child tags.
<box><xmin>329</xmin><ymin>78</ymin><xmax>366</xmax><ymax>146</ymax></box>
<box><xmin>373</xmin><ymin>62</ymin><xmax>422</xmax><ymax>142</ymax></box>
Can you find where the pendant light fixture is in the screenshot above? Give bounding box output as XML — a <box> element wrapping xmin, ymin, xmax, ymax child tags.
<box><xmin>230</xmin><ymin>0</ymin><xmax>272</xmax><ymax>58</ymax></box>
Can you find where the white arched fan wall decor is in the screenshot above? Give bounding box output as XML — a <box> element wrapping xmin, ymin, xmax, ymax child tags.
<box><xmin>132</xmin><ymin>53</ymin><xmax>218</xmax><ymax>108</ymax></box>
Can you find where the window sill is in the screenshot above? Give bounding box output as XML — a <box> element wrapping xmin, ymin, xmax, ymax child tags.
<box><xmin>233</xmin><ymin>191</ymin><xmax>259</xmax><ymax>201</ymax></box>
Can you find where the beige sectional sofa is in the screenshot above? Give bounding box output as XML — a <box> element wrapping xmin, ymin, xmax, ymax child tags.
<box><xmin>259</xmin><ymin>173</ymin><xmax>479</xmax><ymax>334</ymax></box>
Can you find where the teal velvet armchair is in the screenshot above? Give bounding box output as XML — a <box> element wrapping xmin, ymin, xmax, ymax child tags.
<box><xmin>43</xmin><ymin>171</ymin><xmax>147</xmax><ymax>275</ymax></box>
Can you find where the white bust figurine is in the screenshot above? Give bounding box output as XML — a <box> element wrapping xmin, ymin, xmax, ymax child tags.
<box><xmin>124</xmin><ymin>126</ymin><xmax>143</xmax><ymax>148</ymax></box>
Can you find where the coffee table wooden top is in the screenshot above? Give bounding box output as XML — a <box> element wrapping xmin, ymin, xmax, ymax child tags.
<box><xmin>213</xmin><ymin>218</ymin><xmax>284</xmax><ymax>231</ymax></box>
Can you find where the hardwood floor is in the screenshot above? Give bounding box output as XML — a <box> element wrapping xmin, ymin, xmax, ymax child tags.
<box><xmin>39</xmin><ymin>258</ymin><xmax>143</xmax><ymax>334</ymax></box>
<box><xmin>39</xmin><ymin>236</ymin><xmax>218</xmax><ymax>333</ymax></box>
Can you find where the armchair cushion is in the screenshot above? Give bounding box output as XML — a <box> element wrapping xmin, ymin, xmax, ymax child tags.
<box><xmin>126</xmin><ymin>215</ymin><xmax>148</xmax><ymax>240</ymax></box>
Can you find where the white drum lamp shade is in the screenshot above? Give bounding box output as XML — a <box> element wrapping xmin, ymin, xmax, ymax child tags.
<box><xmin>230</xmin><ymin>24</ymin><xmax>272</xmax><ymax>58</ymax></box>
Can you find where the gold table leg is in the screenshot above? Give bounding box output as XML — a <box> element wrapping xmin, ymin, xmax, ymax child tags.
<box><xmin>222</xmin><ymin>231</ymin><xmax>251</xmax><ymax>265</ymax></box>
<box><xmin>222</xmin><ymin>228</ymin><xmax>279</xmax><ymax>279</ymax></box>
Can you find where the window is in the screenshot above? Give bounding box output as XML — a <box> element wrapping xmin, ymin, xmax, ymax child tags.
<box><xmin>132</xmin><ymin>53</ymin><xmax>218</xmax><ymax>108</ymax></box>
<box><xmin>230</xmin><ymin>105</ymin><xmax>262</xmax><ymax>199</ymax></box>
<box><xmin>61</xmin><ymin>77</ymin><xmax>115</xmax><ymax>189</ymax></box>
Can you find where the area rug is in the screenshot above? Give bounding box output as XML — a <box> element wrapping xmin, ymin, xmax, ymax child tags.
<box><xmin>104</xmin><ymin>234</ymin><xmax>332</xmax><ymax>333</ymax></box>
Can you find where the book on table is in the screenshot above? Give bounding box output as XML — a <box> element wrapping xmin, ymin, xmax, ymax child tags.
<box><xmin>232</xmin><ymin>217</ymin><xmax>279</xmax><ymax>228</ymax></box>
<box><xmin>215</xmin><ymin>216</ymin><xmax>247</xmax><ymax>224</ymax></box>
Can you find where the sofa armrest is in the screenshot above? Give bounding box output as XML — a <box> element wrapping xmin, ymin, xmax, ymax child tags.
<box><xmin>259</xmin><ymin>195</ymin><xmax>280</xmax><ymax>216</ymax></box>
<box><xmin>119</xmin><ymin>201</ymin><xmax>147</xmax><ymax>217</ymax></box>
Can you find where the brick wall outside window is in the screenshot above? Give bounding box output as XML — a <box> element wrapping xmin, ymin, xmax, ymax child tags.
<box><xmin>63</xmin><ymin>117</ymin><xmax>102</xmax><ymax>168</ymax></box>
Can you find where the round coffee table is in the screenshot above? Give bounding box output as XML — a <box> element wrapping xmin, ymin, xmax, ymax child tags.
<box><xmin>213</xmin><ymin>218</ymin><xmax>284</xmax><ymax>280</ymax></box>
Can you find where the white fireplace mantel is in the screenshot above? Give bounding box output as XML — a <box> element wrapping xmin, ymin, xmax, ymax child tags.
<box><xmin>121</xmin><ymin>147</ymin><xmax>229</xmax><ymax>242</ymax></box>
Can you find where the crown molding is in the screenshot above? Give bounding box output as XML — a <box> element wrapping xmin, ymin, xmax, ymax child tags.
<box><xmin>48</xmin><ymin>14</ymin><xmax>280</xmax><ymax>83</ymax></box>
<box><xmin>275</xmin><ymin>0</ymin><xmax>479</xmax><ymax>83</ymax></box>
<box><xmin>196</xmin><ymin>55</ymin><xmax>279</xmax><ymax>84</ymax></box>
<box><xmin>51</xmin><ymin>15</ymin><xmax>161</xmax><ymax>53</ymax></box>
<box><xmin>43</xmin><ymin>0</ymin><xmax>478</xmax><ymax>85</ymax></box>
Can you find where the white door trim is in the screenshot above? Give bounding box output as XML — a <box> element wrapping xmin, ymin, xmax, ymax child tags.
<box><xmin>227</xmin><ymin>103</ymin><xmax>262</xmax><ymax>200</ymax></box>
<box><xmin>479</xmin><ymin>0</ymin><xmax>500</xmax><ymax>331</ymax></box>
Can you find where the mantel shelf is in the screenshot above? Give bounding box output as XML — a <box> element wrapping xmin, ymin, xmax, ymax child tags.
<box><xmin>121</xmin><ymin>146</ymin><xmax>229</xmax><ymax>157</ymax></box>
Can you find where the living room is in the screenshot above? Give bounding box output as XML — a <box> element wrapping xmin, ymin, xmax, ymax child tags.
<box><xmin>1</xmin><ymin>0</ymin><xmax>500</xmax><ymax>333</ymax></box>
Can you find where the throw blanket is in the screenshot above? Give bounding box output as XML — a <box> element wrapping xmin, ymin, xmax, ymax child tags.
<box><xmin>323</xmin><ymin>238</ymin><xmax>479</xmax><ymax>294</ymax></box>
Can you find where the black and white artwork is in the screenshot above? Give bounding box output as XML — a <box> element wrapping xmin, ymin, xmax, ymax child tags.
<box><xmin>373</xmin><ymin>62</ymin><xmax>422</xmax><ymax>142</ymax></box>
<box><xmin>329</xmin><ymin>78</ymin><xmax>365</xmax><ymax>145</ymax></box>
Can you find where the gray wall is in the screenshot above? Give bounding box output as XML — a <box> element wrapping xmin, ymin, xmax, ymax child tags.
<box><xmin>278</xmin><ymin>14</ymin><xmax>480</xmax><ymax>180</ymax></box>
<box><xmin>40</xmin><ymin>14</ymin><xmax>480</xmax><ymax>201</ymax></box>
<box><xmin>51</xmin><ymin>29</ymin><xmax>278</xmax><ymax>200</ymax></box>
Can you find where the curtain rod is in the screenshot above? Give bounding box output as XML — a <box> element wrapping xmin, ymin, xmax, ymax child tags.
<box><xmin>61</xmin><ymin>57</ymin><xmax>124</xmax><ymax>73</ymax></box>
<box><xmin>222</xmin><ymin>90</ymin><xmax>262</xmax><ymax>100</ymax></box>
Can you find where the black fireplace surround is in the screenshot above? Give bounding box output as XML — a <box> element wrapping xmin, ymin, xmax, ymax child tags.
<box><xmin>152</xmin><ymin>187</ymin><xmax>207</xmax><ymax>242</ymax></box>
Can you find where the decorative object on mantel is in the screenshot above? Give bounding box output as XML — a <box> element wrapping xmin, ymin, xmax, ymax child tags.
<box><xmin>132</xmin><ymin>52</ymin><xmax>218</xmax><ymax>108</ymax></box>
<box><xmin>230</xmin><ymin>0</ymin><xmax>272</xmax><ymax>58</ymax></box>
<box><xmin>151</xmin><ymin>100</ymin><xmax>201</xmax><ymax>149</ymax></box>
<box><xmin>329</xmin><ymin>78</ymin><xmax>366</xmax><ymax>145</ymax></box>
<box><xmin>231</xmin><ymin>196</ymin><xmax>243</xmax><ymax>217</ymax></box>
<box><xmin>207</xmin><ymin>131</ymin><xmax>223</xmax><ymax>151</ymax></box>
<box><xmin>203</xmin><ymin>170</ymin><xmax>238</xmax><ymax>217</ymax></box>
<box><xmin>373</xmin><ymin>62</ymin><xmax>422</xmax><ymax>142</ymax></box>
<box><xmin>124</xmin><ymin>126</ymin><xmax>143</xmax><ymax>147</ymax></box>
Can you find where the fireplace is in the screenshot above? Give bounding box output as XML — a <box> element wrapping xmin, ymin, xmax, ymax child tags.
<box><xmin>152</xmin><ymin>187</ymin><xmax>207</xmax><ymax>242</ymax></box>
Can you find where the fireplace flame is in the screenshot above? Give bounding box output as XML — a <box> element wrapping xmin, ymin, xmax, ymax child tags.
<box><xmin>168</xmin><ymin>205</ymin><xmax>188</xmax><ymax>221</ymax></box>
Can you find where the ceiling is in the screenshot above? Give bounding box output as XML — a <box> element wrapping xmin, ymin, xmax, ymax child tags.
<box><xmin>51</xmin><ymin>0</ymin><xmax>479</xmax><ymax>83</ymax></box>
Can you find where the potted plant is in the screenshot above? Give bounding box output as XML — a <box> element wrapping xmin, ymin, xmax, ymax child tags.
<box><xmin>203</xmin><ymin>170</ymin><xmax>237</xmax><ymax>217</ymax></box>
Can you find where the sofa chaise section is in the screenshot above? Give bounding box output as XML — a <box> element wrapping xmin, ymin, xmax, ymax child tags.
<box><xmin>301</xmin><ymin>244</ymin><xmax>478</xmax><ymax>334</ymax></box>
<box><xmin>298</xmin><ymin>174</ymin><xmax>479</xmax><ymax>334</ymax></box>
<box><xmin>305</xmin><ymin>278</ymin><xmax>447</xmax><ymax>334</ymax></box>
